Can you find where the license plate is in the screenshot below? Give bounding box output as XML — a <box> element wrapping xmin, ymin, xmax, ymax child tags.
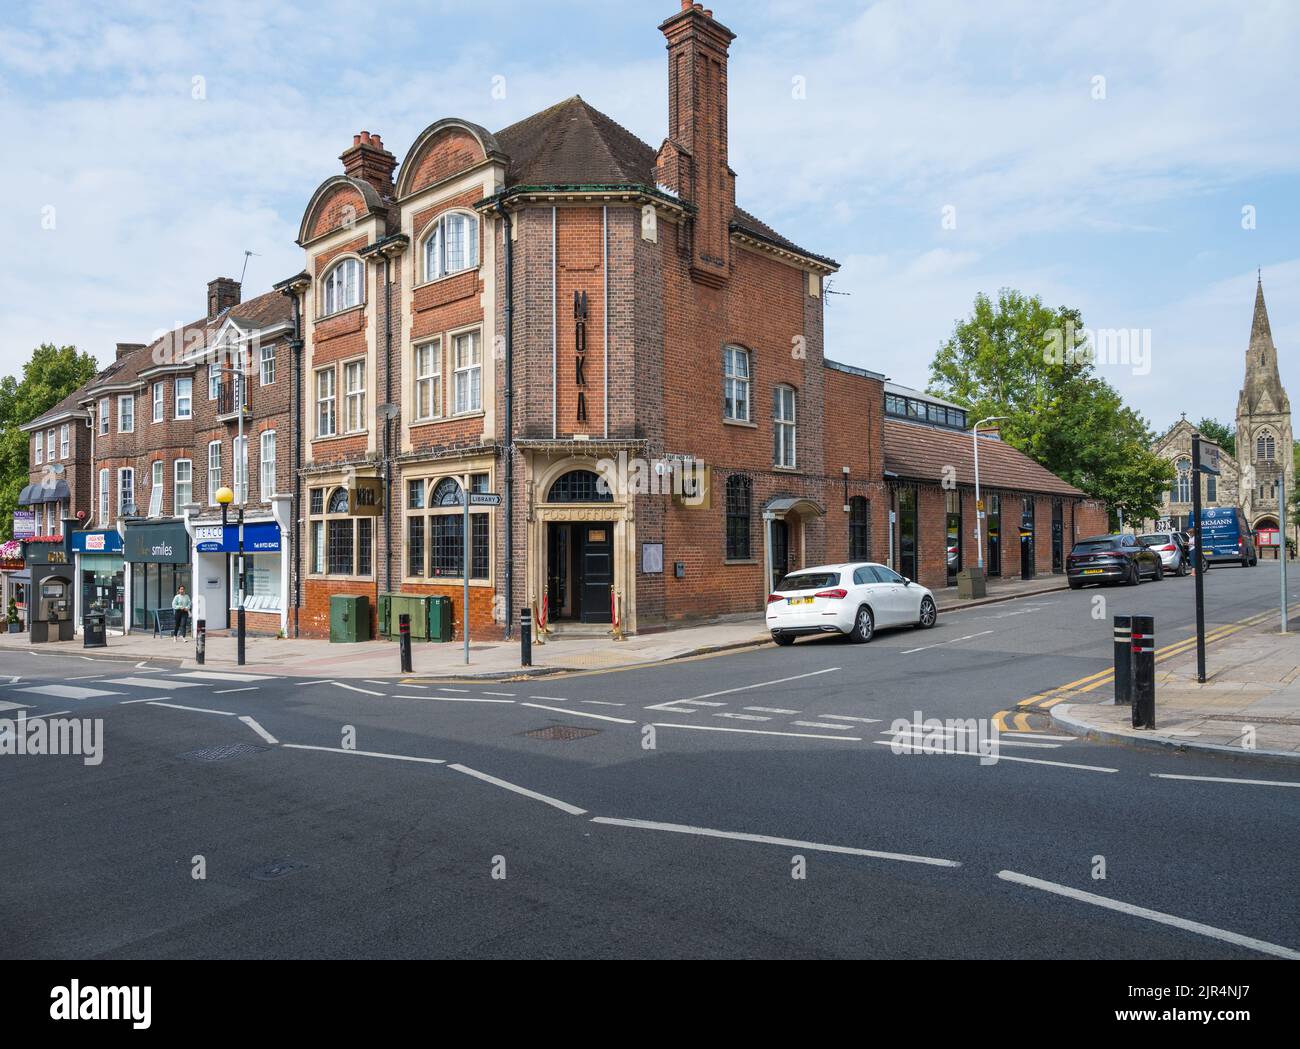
<box><xmin>788</xmin><ymin>596</ymin><xmax>814</xmax><ymax>606</ymax></box>
<box><xmin>1083</xmin><ymin>569</ymin><xmax>1104</xmax><ymax>575</ymax></box>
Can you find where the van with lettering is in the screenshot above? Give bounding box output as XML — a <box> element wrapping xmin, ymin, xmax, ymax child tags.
<box><xmin>1194</xmin><ymin>507</ymin><xmax>1257</xmax><ymax>570</ymax></box>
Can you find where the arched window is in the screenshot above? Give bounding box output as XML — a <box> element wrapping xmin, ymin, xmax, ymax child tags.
<box><xmin>725</xmin><ymin>475</ymin><xmax>752</xmax><ymax>560</ymax></box>
<box><xmin>432</xmin><ymin>477</ymin><xmax>464</xmax><ymax>506</ymax></box>
<box><xmin>1174</xmin><ymin>459</ymin><xmax>1192</xmax><ymax>503</ymax></box>
<box><xmin>306</xmin><ymin>485</ymin><xmax>373</xmax><ymax>578</ymax></box>
<box><xmin>723</xmin><ymin>345</ymin><xmax>750</xmax><ymax>422</ymax></box>
<box><xmin>326</xmin><ymin>487</ymin><xmax>350</xmax><ymax>514</ymax></box>
<box><xmin>1256</xmin><ymin>432</ymin><xmax>1276</xmax><ymax>462</ymax></box>
<box><xmin>849</xmin><ymin>496</ymin><xmax>871</xmax><ymax>561</ymax></box>
<box><xmin>321</xmin><ymin>258</ymin><xmax>362</xmax><ymax>316</ymax></box>
<box><xmin>424</xmin><ymin>211</ymin><xmax>480</xmax><ymax>282</ymax></box>
<box><xmin>547</xmin><ymin>470</ymin><xmax>612</xmax><ymax>503</ymax></box>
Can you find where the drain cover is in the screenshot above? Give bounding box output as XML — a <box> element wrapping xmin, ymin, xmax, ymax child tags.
<box><xmin>178</xmin><ymin>742</ymin><xmax>269</xmax><ymax>762</ymax></box>
<box><xmin>522</xmin><ymin>724</ymin><xmax>601</xmax><ymax>741</ymax></box>
<box><xmin>247</xmin><ymin>860</ymin><xmax>309</xmax><ymax>881</ymax></box>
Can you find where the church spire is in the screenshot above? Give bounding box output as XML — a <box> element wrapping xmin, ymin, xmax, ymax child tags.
<box><xmin>1238</xmin><ymin>273</ymin><xmax>1289</xmax><ymax>418</ymax></box>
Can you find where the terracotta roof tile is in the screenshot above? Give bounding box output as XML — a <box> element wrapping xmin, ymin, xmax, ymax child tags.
<box><xmin>883</xmin><ymin>419</ymin><xmax>1084</xmax><ymax>497</ymax></box>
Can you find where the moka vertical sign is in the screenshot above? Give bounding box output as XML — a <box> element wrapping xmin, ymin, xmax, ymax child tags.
<box><xmin>574</xmin><ymin>290</ymin><xmax>589</xmax><ymax>423</ymax></box>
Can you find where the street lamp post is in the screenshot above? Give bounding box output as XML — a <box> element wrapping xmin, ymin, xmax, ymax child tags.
<box><xmin>973</xmin><ymin>416</ymin><xmax>1010</xmax><ymax>571</ymax></box>
<box><xmin>214</xmin><ymin>485</ymin><xmax>245</xmax><ymax>666</ymax></box>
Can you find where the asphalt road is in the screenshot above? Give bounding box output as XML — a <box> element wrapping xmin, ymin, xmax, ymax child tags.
<box><xmin>2</xmin><ymin>562</ymin><xmax>1298</xmax><ymax>959</ymax></box>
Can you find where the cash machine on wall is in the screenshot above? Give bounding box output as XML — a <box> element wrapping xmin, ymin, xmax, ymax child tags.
<box><xmin>25</xmin><ymin>539</ymin><xmax>75</xmax><ymax>643</ymax></box>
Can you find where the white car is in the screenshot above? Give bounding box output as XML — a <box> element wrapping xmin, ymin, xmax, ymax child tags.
<box><xmin>766</xmin><ymin>562</ymin><xmax>937</xmax><ymax>645</ymax></box>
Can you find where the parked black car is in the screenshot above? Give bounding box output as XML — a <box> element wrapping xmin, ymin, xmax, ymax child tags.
<box><xmin>1066</xmin><ymin>533</ymin><xmax>1163</xmax><ymax>589</ymax></box>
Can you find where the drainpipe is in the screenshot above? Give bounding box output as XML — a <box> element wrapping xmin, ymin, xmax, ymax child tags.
<box><xmin>383</xmin><ymin>255</ymin><xmax>394</xmax><ymax>596</ymax></box>
<box><xmin>288</xmin><ymin>290</ymin><xmax>304</xmax><ymax>638</ymax></box>
<box><xmin>496</xmin><ymin>202</ymin><xmax>515</xmax><ymax>640</ymax></box>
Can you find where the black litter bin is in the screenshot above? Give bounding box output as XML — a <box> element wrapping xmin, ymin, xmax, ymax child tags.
<box><xmin>83</xmin><ymin>612</ymin><xmax>107</xmax><ymax>649</ymax></box>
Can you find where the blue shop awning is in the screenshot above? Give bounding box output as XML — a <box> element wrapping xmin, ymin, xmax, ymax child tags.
<box><xmin>17</xmin><ymin>480</ymin><xmax>69</xmax><ymax>505</ymax></box>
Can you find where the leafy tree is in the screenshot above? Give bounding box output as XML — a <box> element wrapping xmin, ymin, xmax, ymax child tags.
<box><xmin>929</xmin><ymin>289</ymin><xmax>1175</xmax><ymax>526</ymax></box>
<box><xmin>0</xmin><ymin>344</ymin><xmax>100</xmax><ymax>539</ymax></box>
<box><xmin>1194</xmin><ymin>417</ymin><xmax>1235</xmax><ymax>456</ymax></box>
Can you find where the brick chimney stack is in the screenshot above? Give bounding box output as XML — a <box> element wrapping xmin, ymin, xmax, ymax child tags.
<box><xmin>207</xmin><ymin>277</ymin><xmax>241</xmax><ymax>318</ymax></box>
<box><xmin>340</xmin><ymin>130</ymin><xmax>397</xmax><ymax>196</ymax></box>
<box><xmin>656</xmin><ymin>2</ymin><xmax>737</xmax><ymax>288</ymax></box>
<box><xmin>115</xmin><ymin>342</ymin><xmax>145</xmax><ymax>360</ymax></box>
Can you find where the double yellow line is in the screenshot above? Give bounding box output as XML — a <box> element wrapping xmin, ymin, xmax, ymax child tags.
<box><xmin>993</xmin><ymin>604</ymin><xmax>1297</xmax><ymax>731</ymax></box>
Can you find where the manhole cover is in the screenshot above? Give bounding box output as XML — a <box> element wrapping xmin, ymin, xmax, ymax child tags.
<box><xmin>178</xmin><ymin>742</ymin><xmax>269</xmax><ymax>762</ymax></box>
<box><xmin>522</xmin><ymin>724</ymin><xmax>601</xmax><ymax>741</ymax></box>
<box><xmin>247</xmin><ymin>860</ymin><xmax>309</xmax><ymax>881</ymax></box>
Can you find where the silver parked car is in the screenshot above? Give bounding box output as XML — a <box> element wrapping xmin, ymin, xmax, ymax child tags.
<box><xmin>1137</xmin><ymin>531</ymin><xmax>1190</xmax><ymax>576</ymax></box>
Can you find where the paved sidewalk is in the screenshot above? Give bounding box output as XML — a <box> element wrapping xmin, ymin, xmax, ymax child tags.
<box><xmin>0</xmin><ymin>572</ymin><xmax>1067</xmax><ymax>679</ymax></box>
<box><xmin>1054</xmin><ymin>615</ymin><xmax>1300</xmax><ymax>763</ymax></box>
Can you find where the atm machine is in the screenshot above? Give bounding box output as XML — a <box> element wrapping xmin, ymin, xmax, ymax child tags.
<box><xmin>31</xmin><ymin>577</ymin><xmax>74</xmax><ymax>643</ymax></box>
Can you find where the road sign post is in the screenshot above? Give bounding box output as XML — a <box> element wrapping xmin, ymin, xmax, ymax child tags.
<box><xmin>1191</xmin><ymin>434</ymin><xmax>1207</xmax><ymax>683</ymax></box>
<box><xmin>462</xmin><ymin>492</ymin><xmax>501</xmax><ymax>665</ymax></box>
<box><xmin>398</xmin><ymin>613</ymin><xmax>412</xmax><ymax>674</ymax></box>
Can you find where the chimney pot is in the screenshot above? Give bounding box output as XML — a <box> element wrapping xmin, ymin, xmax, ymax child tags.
<box><xmin>340</xmin><ymin>130</ymin><xmax>397</xmax><ymax>195</ymax></box>
<box><xmin>353</xmin><ymin>133</ymin><xmax>361</xmax><ymax>147</ymax></box>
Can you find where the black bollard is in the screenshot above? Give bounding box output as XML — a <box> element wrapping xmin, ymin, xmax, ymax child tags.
<box><xmin>520</xmin><ymin>607</ymin><xmax>532</xmax><ymax>668</ymax></box>
<box><xmin>398</xmin><ymin>613</ymin><xmax>413</xmax><ymax>674</ymax></box>
<box><xmin>1113</xmin><ymin>615</ymin><xmax>1131</xmax><ymax>705</ymax></box>
<box><xmin>196</xmin><ymin>618</ymin><xmax>206</xmax><ymax>665</ymax></box>
<box><xmin>1130</xmin><ymin>614</ymin><xmax>1155</xmax><ymax>729</ymax></box>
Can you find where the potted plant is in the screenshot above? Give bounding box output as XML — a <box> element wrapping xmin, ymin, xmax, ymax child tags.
<box><xmin>7</xmin><ymin>597</ymin><xmax>22</xmax><ymax>633</ymax></box>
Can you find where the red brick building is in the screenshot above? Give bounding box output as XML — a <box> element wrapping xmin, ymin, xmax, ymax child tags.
<box><xmin>28</xmin><ymin>3</ymin><xmax>1106</xmax><ymax>644</ymax></box>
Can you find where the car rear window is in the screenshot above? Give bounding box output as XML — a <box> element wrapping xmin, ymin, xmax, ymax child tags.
<box><xmin>1137</xmin><ymin>534</ymin><xmax>1168</xmax><ymax>545</ymax></box>
<box><xmin>778</xmin><ymin>571</ymin><xmax>840</xmax><ymax>591</ymax></box>
<box><xmin>1071</xmin><ymin>540</ymin><xmax>1116</xmax><ymax>554</ymax></box>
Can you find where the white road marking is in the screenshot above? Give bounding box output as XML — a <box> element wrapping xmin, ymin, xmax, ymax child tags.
<box><xmin>643</xmin><ymin>704</ymin><xmax>699</xmax><ymax>714</ymax></box>
<box><xmin>4</xmin><ymin>675</ymin><xmax>19</xmax><ymax>684</ymax></box>
<box><xmin>427</xmin><ymin>696</ymin><xmax>514</xmax><ymax>704</ymax></box>
<box><xmin>13</xmin><ymin>709</ymin><xmax>71</xmax><ymax>719</ymax></box>
<box><xmin>676</xmin><ymin>667</ymin><xmax>841</xmax><ymax>703</ymax></box>
<box><xmin>119</xmin><ymin>698</ymin><xmax>163</xmax><ymax>704</ymax></box>
<box><xmin>655</xmin><ymin>722</ymin><xmax>861</xmax><ymax>742</ymax></box>
<box><xmin>901</xmin><ymin>630</ymin><xmax>994</xmax><ymax>655</ymax></box>
<box><xmin>681</xmin><ymin>699</ymin><xmax>727</xmax><ymax>707</ymax></box>
<box><xmin>448</xmin><ymin>764</ymin><xmax>587</xmax><ymax>815</ymax></box>
<box><xmin>592</xmin><ymin>817</ymin><xmax>961</xmax><ymax>868</ymax></box>
<box><xmin>872</xmin><ymin>740</ymin><xmax>1114</xmax><ymax>772</ymax></box>
<box><xmin>396</xmin><ymin>683</ymin><xmax>428</xmax><ymax>689</ymax></box>
<box><xmin>522</xmin><ymin>702</ymin><xmax>635</xmax><ymax>724</ymax></box>
<box><xmin>282</xmin><ymin>743</ymin><xmax>445</xmax><ymax>765</ymax></box>
<box><xmin>101</xmin><ymin>677</ymin><xmax>199</xmax><ymax>690</ymax></box>
<box><xmin>483</xmin><ymin>691</ymin><xmax>517</xmax><ymax>697</ymax></box>
<box><xmin>997</xmin><ymin>870</ymin><xmax>1300</xmax><ymax>960</ymax></box>
<box><xmin>529</xmin><ymin>695</ymin><xmax>570</xmax><ymax>702</ymax></box>
<box><xmin>15</xmin><ymin>684</ymin><xmax>123</xmax><ymax>701</ymax></box>
<box><xmin>792</xmin><ymin>721</ymin><xmax>854</xmax><ymax>731</ymax></box>
<box><xmin>716</xmin><ymin>712</ymin><xmax>772</xmax><ymax>722</ymax></box>
<box><xmin>330</xmin><ymin>682</ymin><xmax>385</xmax><ymax>696</ymax></box>
<box><xmin>364</xmin><ymin>680</ymin><xmax>392</xmax><ymax>686</ymax></box>
<box><xmin>744</xmin><ymin>706</ymin><xmax>800</xmax><ymax>715</ymax></box>
<box><xmin>0</xmin><ymin>700</ymin><xmax>30</xmax><ymax>712</ymax></box>
<box><xmin>437</xmin><ymin>687</ymin><xmax>470</xmax><ymax>694</ymax></box>
<box><xmin>885</xmin><ymin>728</ymin><xmax>1059</xmax><ymax>750</ymax></box>
<box><xmin>147</xmin><ymin>702</ymin><xmax>237</xmax><ymax>716</ymax></box>
<box><xmin>214</xmin><ymin>687</ymin><xmax>259</xmax><ymax>695</ymax></box>
<box><xmin>1151</xmin><ymin>773</ymin><xmax>1300</xmax><ymax>789</ymax></box>
<box><xmin>1001</xmin><ymin>732</ymin><xmax>1077</xmax><ymax>741</ymax></box>
<box><xmin>239</xmin><ymin>716</ymin><xmax>278</xmax><ymax>745</ymax></box>
<box><xmin>175</xmin><ymin>671</ymin><xmax>272</xmax><ymax>683</ymax></box>
<box><xmin>581</xmin><ymin>700</ymin><xmax>626</xmax><ymax>707</ymax></box>
<box><xmin>819</xmin><ymin>714</ymin><xmax>883</xmax><ymax>724</ymax></box>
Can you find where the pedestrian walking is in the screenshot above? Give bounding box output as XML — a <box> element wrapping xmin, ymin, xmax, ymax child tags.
<box><xmin>172</xmin><ymin>585</ymin><xmax>191</xmax><ymax>641</ymax></box>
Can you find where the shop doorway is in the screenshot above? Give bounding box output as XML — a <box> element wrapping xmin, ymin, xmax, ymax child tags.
<box><xmin>1019</xmin><ymin>497</ymin><xmax>1035</xmax><ymax>580</ymax></box>
<box><xmin>1051</xmin><ymin>499</ymin><xmax>1064</xmax><ymax>573</ymax></box>
<box><xmin>987</xmin><ymin>494</ymin><xmax>1002</xmax><ymax>577</ymax></box>
<box><xmin>546</xmin><ymin>521</ymin><xmax>613</xmax><ymax>624</ymax></box>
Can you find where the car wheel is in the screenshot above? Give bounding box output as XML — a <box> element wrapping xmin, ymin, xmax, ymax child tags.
<box><xmin>1153</xmin><ymin>561</ymin><xmax>1163</xmax><ymax>581</ymax></box>
<box><xmin>849</xmin><ymin>605</ymin><xmax>875</xmax><ymax>644</ymax></box>
<box><xmin>1068</xmin><ymin>579</ymin><xmax>1083</xmax><ymax>590</ymax></box>
<box><xmin>1200</xmin><ymin>557</ymin><xmax>1210</xmax><ymax>574</ymax></box>
<box><xmin>1128</xmin><ymin>562</ymin><xmax>1141</xmax><ymax>586</ymax></box>
<box><xmin>1176</xmin><ymin>558</ymin><xmax>1188</xmax><ymax>577</ymax></box>
<box><xmin>771</xmin><ymin>631</ymin><xmax>795</xmax><ymax>646</ymax></box>
<box><xmin>917</xmin><ymin>596</ymin><xmax>937</xmax><ymax>629</ymax></box>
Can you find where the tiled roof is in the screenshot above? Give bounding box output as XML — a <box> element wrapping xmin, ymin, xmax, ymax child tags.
<box><xmin>493</xmin><ymin>96</ymin><xmax>836</xmax><ymax>268</ymax></box>
<box><xmin>25</xmin><ymin>385</ymin><xmax>93</xmax><ymax>428</ymax></box>
<box><xmin>883</xmin><ymin>419</ymin><xmax>1085</xmax><ymax>497</ymax></box>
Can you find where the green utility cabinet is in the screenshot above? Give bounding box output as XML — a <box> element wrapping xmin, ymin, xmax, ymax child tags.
<box><xmin>329</xmin><ymin>594</ymin><xmax>371</xmax><ymax>643</ymax></box>
<box><xmin>378</xmin><ymin>593</ymin><xmax>453</xmax><ymax>642</ymax></box>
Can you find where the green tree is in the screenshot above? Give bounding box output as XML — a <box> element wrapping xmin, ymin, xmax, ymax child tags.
<box><xmin>929</xmin><ymin>289</ymin><xmax>1174</xmax><ymax>526</ymax></box>
<box><xmin>0</xmin><ymin>344</ymin><xmax>100</xmax><ymax>539</ymax></box>
<box><xmin>1194</xmin><ymin>417</ymin><xmax>1235</xmax><ymax>456</ymax></box>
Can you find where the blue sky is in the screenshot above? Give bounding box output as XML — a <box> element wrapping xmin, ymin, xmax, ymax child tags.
<box><xmin>2</xmin><ymin>0</ymin><xmax>1298</xmax><ymax>435</ymax></box>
